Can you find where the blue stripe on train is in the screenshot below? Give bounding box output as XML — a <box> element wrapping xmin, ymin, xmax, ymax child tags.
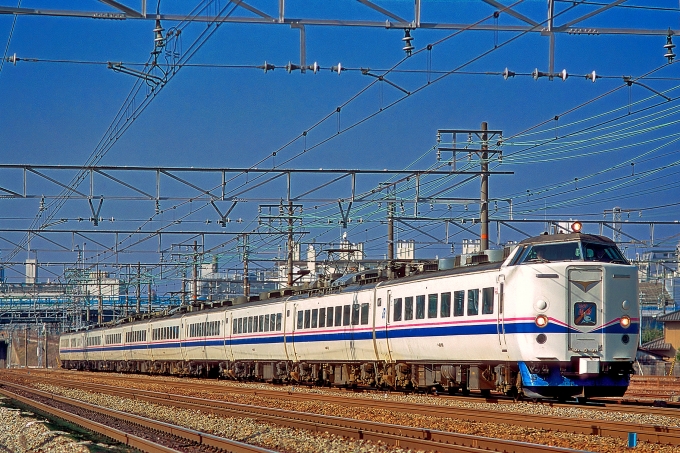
<box><xmin>61</xmin><ymin>321</ymin><xmax>637</xmax><ymax>354</ymax></box>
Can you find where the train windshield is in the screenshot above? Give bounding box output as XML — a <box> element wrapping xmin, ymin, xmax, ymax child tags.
<box><xmin>512</xmin><ymin>241</ymin><xmax>628</xmax><ymax>265</ymax></box>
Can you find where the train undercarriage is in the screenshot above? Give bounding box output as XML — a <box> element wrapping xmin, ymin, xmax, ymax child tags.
<box><xmin>61</xmin><ymin>358</ymin><xmax>633</xmax><ymax>400</ymax></box>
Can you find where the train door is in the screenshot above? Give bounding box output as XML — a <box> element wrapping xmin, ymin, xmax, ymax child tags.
<box><xmin>497</xmin><ymin>275</ymin><xmax>507</xmax><ymax>353</ymax></box>
<box><xmin>568</xmin><ymin>267</ymin><xmax>604</xmax><ymax>353</ymax></box>
<box><xmin>288</xmin><ymin>302</ymin><xmax>299</xmax><ymax>362</ymax></box>
<box><xmin>373</xmin><ymin>288</ymin><xmax>392</xmax><ymax>362</ymax></box>
<box><xmin>225</xmin><ymin>312</ymin><xmax>234</xmax><ymax>362</ymax></box>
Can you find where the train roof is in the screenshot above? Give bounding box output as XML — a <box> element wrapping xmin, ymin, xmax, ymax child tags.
<box><xmin>519</xmin><ymin>232</ymin><xmax>616</xmax><ymax>245</ymax></box>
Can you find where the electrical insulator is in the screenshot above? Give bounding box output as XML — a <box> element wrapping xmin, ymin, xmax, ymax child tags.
<box><xmin>664</xmin><ymin>29</ymin><xmax>676</xmax><ymax>63</ymax></box>
<box><xmin>331</xmin><ymin>63</ymin><xmax>343</xmax><ymax>74</ymax></box>
<box><xmin>402</xmin><ymin>29</ymin><xmax>414</xmax><ymax>56</ymax></box>
<box><xmin>307</xmin><ymin>62</ymin><xmax>319</xmax><ymax>73</ymax></box>
<box><xmin>502</xmin><ymin>67</ymin><xmax>515</xmax><ymax>80</ymax></box>
<box><xmin>153</xmin><ymin>19</ymin><xmax>165</xmax><ymax>48</ymax></box>
<box><xmin>559</xmin><ymin>69</ymin><xmax>568</xmax><ymax>81</ymax></box>
<box><xmin>286</xmin><ymin>61</ymin><xmax>301</xmax><ymax>73</ymax></box>
<box><xmin>261</xmin><ymin>61</ymin><xmax>275</xmax><ymax>73</ymax></box>
<box><xmin>586</xmin><ymin>70</ymin><xmax>598</xmax><ymax>82</ymax></box>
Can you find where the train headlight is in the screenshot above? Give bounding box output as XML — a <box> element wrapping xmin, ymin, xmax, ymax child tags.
<box><xmin>535</xmin><ymin>314</ymin><xmax>549</xmax><ymax>328</ymax></box>
<box><xmin>571</xmin><ymin>221</ymin><xmax>582</xmax><ymax>233</ymax></box>
<box><xmin>620</xmin><ymin>315</ymin><xmax>631</xmax><ymax>328</ymax></box>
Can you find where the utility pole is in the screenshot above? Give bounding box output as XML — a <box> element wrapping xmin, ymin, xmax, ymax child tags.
<box><xmin>97</xmin><ymin>266</ymin><xmax>103</xmax><ymax>325</ymax></box>
<box><xmin>181</xmin><ymin>268</ymin><xmax>187</xmax><ymax>306</ymax></box>
<box><xmin>136</xmin><ymin>262</ymin><xmax>141</xmax><ymax>314</ymax></box>
<box><xmin>192</xmin><ymin>240</ymin><xmax>198</xmax><ymax>304</ymax></box>
<box><xmin>436</xmin><ymin>124</ymin><xmax>503</xmax><ymax>252</ymax></box>
<box><xmin>387</xmin><ymin>190</ymin><xmax>395</xmax><ymax>270</ymax></box>
<box><xmin>243</xmin><ymin>234</ymin><xmax>250</xmax><ymax>297</ymax></box>
<box><xmin>480</xmin><ymin>121</ymin><xmax>489</xmax><ymax>251</ymax></box>
<box><xmin>24</xmin><ymin>326</ymin><xmax>28</xmax><ymax>368</ymax></box>
<box><xmin>148</xmin><ymin>280</ymin><xmax>152</xmax><ymax>313</ymax></box>
<box><xmin>287</xmin><ymin>201</ymin><xmax>294</xmax><ymax>287</ymax></box>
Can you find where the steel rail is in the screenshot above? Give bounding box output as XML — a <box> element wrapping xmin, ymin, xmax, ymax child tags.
<box><xmin>0</xmin><ymin>382</ymin><xmax>276</xmax><ymax>453</ymax></box>
<box><xmin>0</xmin><ymin>375</ymin><xmax>581</xmax><ymax>453</ymax></box>
<box><xmin>24</xmin><ymin>370</ymin><xmax>680</xmax><ymax>445</ymax></box>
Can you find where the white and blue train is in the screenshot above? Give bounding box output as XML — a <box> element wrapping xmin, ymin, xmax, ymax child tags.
<box><xmin>60</xmin><ymin>230</ymin><xmax>639</xmax><ymax>400</ymax></box>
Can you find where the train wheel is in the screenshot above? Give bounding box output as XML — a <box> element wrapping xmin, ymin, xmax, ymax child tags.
<box><xmin>480</xmin><ymin>389</ymin><xmax>491</xmax><ymax>398</ymax></box>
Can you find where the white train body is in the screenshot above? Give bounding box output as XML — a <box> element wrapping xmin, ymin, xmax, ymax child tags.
<box><xmin>60</xmin><ymin>232</ymin><xmax>639</xmax><ymax>399</ymax></box>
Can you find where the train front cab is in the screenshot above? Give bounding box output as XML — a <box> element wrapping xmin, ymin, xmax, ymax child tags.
<box><xmin>507</xmin><ymin>232</ymin><xmax>639</xmax><ymax>400</ymax></box>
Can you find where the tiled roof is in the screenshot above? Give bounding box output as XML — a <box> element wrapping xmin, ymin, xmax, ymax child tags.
<box><xmin>657</xmin><ymin>310</ymin><xmax>680</xmax><ymax>322</ymax></box>
<box><xmin>640</xmin><ymin>337</ymin><xmax>674</xmax><ymax>351</ymax></box>
<box><xmin>639</xmin><ymin>281</ymin><xmax>673</xmax><ymax>305</ymax></box>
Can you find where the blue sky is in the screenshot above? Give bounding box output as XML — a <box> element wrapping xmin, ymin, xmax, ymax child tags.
<box><xmin>1</xmin><ymin>1</ymin><xmax>679</xmax><ymax>288</ymax></box>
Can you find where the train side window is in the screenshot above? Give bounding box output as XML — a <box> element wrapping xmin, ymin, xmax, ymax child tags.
<box><xmin>264</xmin><ymin>314</ymin><xmax>270</xmax><ymax>332</ymax></box>
<box><xmin>276</xmin><ymin>313</ymin><xmax>282</xmax><ymax>331</ymax></box>
<box><xmin>467</xmin><ymin>289</ymin><xmax>479</xmax><ymax>316</ymax></box>
<box><xmin>343</xmin><ymin>305</ymin><xmax>351</xmax><ymax>326</ymax></box>
<box><xmin>248</xmin><ymin>317</ymin><xmax>253</xmax><ymax>333</ymax></box>
<box><xmin>259</xmin><ymin>315</ymin><xmax>265</xmax><ymax>332</ymax></box>
<box><xmin>326</xmin><ymin>307</ymin><xmax>333</xmax><ymax>326</ymax></box>
<box><xmin>311</xmin><ymin>309</ymin><xmax>318</xmax><ymax>328</ymax></box>
<box><xmin>304</xmin><ymin>310</ymin><xmax>311</xmax><ymax>329</ymax></box>
<box><xmin>428</xmin><ymin>294</ymin><xmax>438</xmax><ymax>318</ymax></box>
<box><xmin>453</xmin><ymin>291</ymin><xmax>464</xmax><ymax>316</ymax></box>
<box><xmin>482</xmin><ymin>287</ymin><xmax>494</xmax><ymax>314</ymax></box>
<box><xmin>351</xmin><ymin>304</ymin><xmax>360</xmax><ymax>325</ymax></box>
<box><xmin>393</xmin><ymin>298</ymin><xmax>402</xmax><ymax>321</ymax></box>
<box><xmin>232</xmin><ymin>320</ymin><xmax>237</xmax><ymax>335</ymax></box>
<box><xmin>334</xmin><ymin>306</ymin><xmax>342</xmax><ymax>326</ymax></box>
<box><xmin>270</xmin><ymin>314</ymin><xmax>276</xmax><ymax>332</ymax></box>
<box><xmin>319</xmin><ymin>308</ymin><xmax>326</xmax><ymax>328</ymax></box>
<box><xmin>297</xmin><ymin>311</ymin><xmax>304</xmax><ymax>329</ymax></box>
<box><xmin>360</xmin><ymin>303</ymin><xmax>369</xmax><ymax>325</ymax></box>
<box><xmin>253</xmin><ymin>316</ymin><xmax>259</xmax><ymax>332</ymax></box>
<box><xmin>416</xmin><ymin>295</ymin><xmax>425</xmax><ymax>319</ymax></box>
<box><xmin>405</xmin><ymin>297</ymin><xmax>414</xmax><ymax>320</ymax></box>
<box><xmin>237</xmin><ymin>318</ymin><xmax>242</xmax><ymax>334</ymax></box>
<box><xmin>441</xmin><ymin>292</ymin><xmax>451</xmax><ymax>317</ymax></box>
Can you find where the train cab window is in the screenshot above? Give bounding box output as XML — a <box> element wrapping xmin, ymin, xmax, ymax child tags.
<box><xmin>482</xmin><ymin>287</ymin><xmax>494</xmax><ymax>314</ymax></box>
<box><xmin>453</xmin><ymin>291</ymin><xmax>465</xmax><ymax>316</ymax></box>
<box><xmin>343</xmin><ymin>305</ymin><xmax>351</xmax><ymax>326</ymax></box>
<box><xmin>516</xmin><ymin>242</ymin><xmax>581</xmax><ymax>264</ymax></box>
<box><xmin>441</xmin><ymin>292</ymin><xmax>451</xmax><ymax>318</ymax></box>
<box><xmin>351</xmin><ymin>304</ymin><xmax>360</xmax><ymax>325</ymax></box>
<box><xmin>304</xmin><ymin>310</ymin><xmax>311</xmax><ymax>329</ymax></box>
<box><xmin>276</xmin><ymin>313</ymin><xmax>282</xmax><ymax>331</ymax></box>
<box><xmin>416</xmin><ymin>295</ymin><xmax>425</xmax><ymax>319</ymax></box>
<box><xmin>428</xmin><ymin>294</ymin><xmax>438</xmax><ymax>318</ymax></box>
<box><xmin>393</xmin><ymin>298</ymin><xmax>403</xmax><ymax>322</ymax></box>
<box><xmin>259</xmin><ymin>315</ymin><xmax>265</xmax><ymax>332</ymax></box>
<box><xmin>583</xmin><ymin>242</ymin><xmax>628</xmax><ymax>263</ymax></box>
<box><xmin>360</xmin><ymin>303</ymin><xmax>369</xmax><ymax>325</ymax></box>
<box><xmin>467</xmin><ymin>289</ymin><xmax>479</xmax><ymax>316</ymax></box>
<box><xmin>264</xmin><ymin>314</ymin><xmax>270</xmax><ymax>332</ymax></box>
<box><xmin>297</xmin><ymin>311</ymin><xmax>304</xmax><ymax>329</ymax></box>
<box><xmin>334</xmin><ymin>306</ymin><xmax>342</xmax><ymax>327</ymax></box>
<box><xmin>311</xmin><ymin>309</ymin><xmax>318</xmax><ymax>328</ymax></box>
<box><xmin>404</xmin><ymin>297</ymin><xmax>414</xmax><ymax>320</ymax></box>
<box><xmin>319</xmin><ymin>308</ymin><xmax>326</xmax><ymax>328</ymax></box>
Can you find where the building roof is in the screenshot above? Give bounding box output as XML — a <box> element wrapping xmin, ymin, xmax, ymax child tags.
<box><xmin>639</xmin><ymin>281</ymin><xmax>673</xmax><ymax>305</ymax></box>
<box><xmin>640</xmin><ymin>337</ymin><xmax>674</xmax><ymax>351</ymax></box>
<box><xmin>657</xmin><ymin>310</ymin><xmax>680</xmax><ymax>322</ymax></box>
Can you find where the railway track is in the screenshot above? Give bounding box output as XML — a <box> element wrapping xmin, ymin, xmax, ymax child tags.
<box><xmin>0</xmin><ymin>372</ymin><xmax>589</xmax><ymax>453</ymax></box>
<box><xmin>11</xmin><ymin>368</ymin><xmax>680</xmax><ymax>427</ymax></box>
<box><xmin>0</xmin><ymin>381</ymin><xmax>275</xmax><ymax>453</ymax></box>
